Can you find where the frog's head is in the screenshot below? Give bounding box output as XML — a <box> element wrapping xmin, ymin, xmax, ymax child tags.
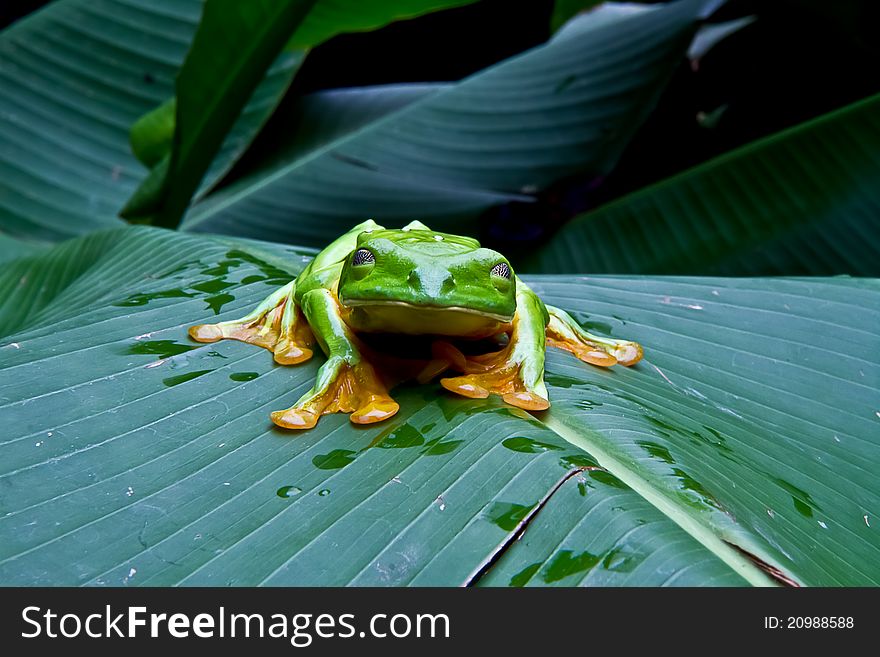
<box><xmin>338</xmin><ymin>227</ymin><xmax>516</xmax><ymax>336</ymax></box>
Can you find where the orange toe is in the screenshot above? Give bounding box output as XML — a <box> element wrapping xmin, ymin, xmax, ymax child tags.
<box><xmin>579</xmin><ymin>348</ymin><xmax>617</xmax><ymax>367</ymax></box>
<box><xmin>273</xmin><ymin>341</ymin><xmax>313</xmax><ymax>365</ymax></box>
<box><xmin>614</xmin><ymin>343</ymin><xmax>643</xmax><ymax>367</ymax></box>
<box><xmin>350</xmin><ymin>399</ymin><xmax>400</xmax><ymax>425</ymax></box>
<box><xmin>441</xmin><ymin>378</ymin><xmax>490</xmax><ymax>399</ymax></box>
<box><xmin>189</xmin><ymin>324</ymin><xmax>223</xmax><ymax>343</ymax></box>
<box><xmin>502</xmin><ymin>391</ymin><xmax>550</xmax><ymax>411</ymax></box>
<box><xmin>271</xmin><ymin>408</ymin><xmax>320</xmax><ymax>430</ymax></box>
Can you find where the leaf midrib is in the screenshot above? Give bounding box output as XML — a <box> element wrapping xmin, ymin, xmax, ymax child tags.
<box><xmin>539</xmin><ymin>414</ymin><xmax>783</xmax><ymax>587</ymax></box>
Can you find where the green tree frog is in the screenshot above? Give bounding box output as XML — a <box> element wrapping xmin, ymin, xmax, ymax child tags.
<box><xmin>189</xmin><ymin>220</ymin><xmax>643</xmax><ymax>430</ymax></box>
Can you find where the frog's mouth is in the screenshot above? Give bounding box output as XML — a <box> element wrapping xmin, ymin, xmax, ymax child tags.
<box><xmin>341</xmin><ymin>299</ymin><xmax>513</xmax><ymax>337</ymax></box>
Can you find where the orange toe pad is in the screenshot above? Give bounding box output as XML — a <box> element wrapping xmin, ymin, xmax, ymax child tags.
<box><xmin>271</xmin><ymin>408</ymin><xmax>320</xmax><ymax>430</ymax></box>
<box><xmin>502</xmin><ymin>391</ymin><xmax>550</xmax><ymax>411</ymax></box>
<box><xmin>350</xmin><ymin>400</ymin><xmax>400</xmax><ymax>425</ymax></box>
<box><xmin>189</xmin><ymin>324</ymin><xmax>223</xmax><ymax>343</ymax></box>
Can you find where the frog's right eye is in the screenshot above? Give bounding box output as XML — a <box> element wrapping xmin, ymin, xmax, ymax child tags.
<box><xmin>352</xmin><ymin>248</ymin><xmax>375</xmax><ymax>266</ymax></box>
<box><xmin>490</xmin><ymin>262</ymin><xmax>511</xmax><ymax>280</ymax></box>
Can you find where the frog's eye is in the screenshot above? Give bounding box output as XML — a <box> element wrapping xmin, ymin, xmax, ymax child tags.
<box><xmin>352</xmin><ymin>248</ymin><xmax>375</xmax><ymax>266</ymax></box>
<box><xmin>490</xmin><ymin>262</ymin><xmax>511</xmax><ymax>280</ymax></box>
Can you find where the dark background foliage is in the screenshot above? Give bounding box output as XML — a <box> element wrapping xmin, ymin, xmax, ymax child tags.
<box><xmin>6</xmin><ymin>0</ymin><xmax>876</xmax><ymax>250</ymax></box>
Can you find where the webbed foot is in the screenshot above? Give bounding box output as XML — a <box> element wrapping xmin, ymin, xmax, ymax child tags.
<box><xmin>271</xmin><ymin>357</ymin><xmax>399</xmax><ymax>430</ymax></box>
<box><xmin>189</xmin><ymin>281</ymin><xmax>315</xmax><ymax>365</ymax></box>
<box><xmin>435</xmin><ymin>341</ymin><xmax>550</xmax><ymax>411</ymax></box>
<box><xmin>269</xmin><ymin>288</ymin><xmax>400</xmax><ymax>431</ymax></box>
<box><xmin>435</xmin><ymin>279</ymin><xmax>551</xmax><ymax>412</ymax></box>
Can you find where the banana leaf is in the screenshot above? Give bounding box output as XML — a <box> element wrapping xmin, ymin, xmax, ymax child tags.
<box><xmin>1</xmin><ymin>227</ymin><xmax>876</xmax><ymax>586</ymax></box>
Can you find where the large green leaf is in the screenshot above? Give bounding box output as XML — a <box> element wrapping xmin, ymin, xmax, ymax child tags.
<box><xmin>181</xmin><ymin>0</ymin><xmax>711</xmax><ymax>247</ymax></box>
<box><xmin>0</xmin><ymin>227</ymin><xmax>876</xmax><ymax>586</ymax></box>
<box><xmin>525</xmin><ymin>275</ymin><xmax>879</xmax><ymax>586</ymax></box>
<box><xmin>121</xmin><ymin>0</ymin><xmax>318</xmax><ymax>226</ymax></box>
<box><xmin>0</xmin><ymin>0</ymin><xmax>302</xmax><ymax>244</ymax></box>
<box><xmin>526</xmin><ymin>93</ymin><xmax>880</xmax><ymax>275</ymax></box>
<box><xmin>0</xmin><ymin>233</ymin><xmax>47</xmax><ymax>266</ymax></box>
<box><xmin>230</xmin><ymin>83</ymin><xmax>448</xmax><ymax>188</ymax></box>
<box><xmin>477</xmin><ymin>472</ymin><xmax>745</xmax><ymax>586</ymax></box>
<box><xmin>122</xmin><ymin>0</ymin><xmax>480</xmax><ymax>227</ymax></box>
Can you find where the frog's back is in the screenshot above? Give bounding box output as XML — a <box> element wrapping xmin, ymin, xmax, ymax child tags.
<box><xmin>297</xmin><ymin>221</ymin><xmax>483</xmax><ymax>293</ymax></box>
<box><xmin>356</xmin><ymin>228</ymin><xmax>481</xmax><ymax>258</ymax></box>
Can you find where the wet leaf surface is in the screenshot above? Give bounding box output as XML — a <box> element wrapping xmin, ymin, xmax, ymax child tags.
<box><xmin>0</xmin><ymin>228</ymin><xmax>877</xmax><ymax>586</ymax></box>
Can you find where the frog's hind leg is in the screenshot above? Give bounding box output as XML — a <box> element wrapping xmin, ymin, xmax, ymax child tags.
<box><xmin>545</xmin><ymin>305</ymin><xmax>643</xmax><ymax>367</ymax></box>
<box><xmin>440</xmin><ymin>281</ymin><xmax>550</xmax><ymax>411</ymax></box>
<box><xmin>271</xmin><ymin>289</ymin><xmax>399</xmax><ymax>430</ymax></box>
<box><xmin>189</xmin><ymin>280</ymin><xmax>315</xmax><ymax>365</ymax></box>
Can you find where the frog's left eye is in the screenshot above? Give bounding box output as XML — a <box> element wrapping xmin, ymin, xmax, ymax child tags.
<box><xmin>352</xmin><ymin>248</ymin><xmax>375</xmax><ymax>266</ymax></box>
<box><xmin>490</xmin><ymin>262</ymin><xmax>511</xmax><ymax>280</ymax></box>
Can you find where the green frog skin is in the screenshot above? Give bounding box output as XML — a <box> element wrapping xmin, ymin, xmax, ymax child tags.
<box><xmin>189</xmin><ymin>220</ymin><xmax>643</xmax><ymax>430</ymax></box>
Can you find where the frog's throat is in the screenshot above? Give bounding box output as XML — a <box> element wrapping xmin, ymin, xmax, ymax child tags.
<box><xmin>340</xmin><ymin>298</ymin><xmax>512</xmax><ymax>323</ymax></box>
<box><xmin>340</xmin><ymin>299</ymin><xmax>513</xmax><ymax>337</ymax></box>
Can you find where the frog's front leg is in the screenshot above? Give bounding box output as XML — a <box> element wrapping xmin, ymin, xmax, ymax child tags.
<box><xmin>271</xmin><ymin>289</ymin><xmax>399</xmax><ymax>430</ymax></box>
<box><xmin>189</xmin><ymin>280</ymin><xmax>315</xmax><ymax>365</ymax></box>
<box><xmin>439</xmin><ymin>280</ymin><xmax>550</xmax><ymax>411</ymax></box>
<box><xmin>545</xmin><ymin>305</ymin><xmax>643</xmax><ymax>367</ymax></box>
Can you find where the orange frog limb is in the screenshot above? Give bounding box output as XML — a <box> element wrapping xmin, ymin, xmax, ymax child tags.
<box><xmin>545</xmin><ymin>304</ymin><xmax>643</xmax><ymax>367</ymax></box>
<box><xmin>440</xmin><ymin>279</ymin><xmax>550</xmax><ymax>411</ymax></box>
<box><xmin>189</xmin><ymin>280</ymin><xmax>315</xmax><ymax>366</ymax></box>
<box><xmin>438</xmin><ymin>286</ymin><xmax>644</xmax><ymax>412</ymax></box>
<box><xmin>270</xmin><ymin>288</ymin><xmax>398</xmax><ymax>430</ymax></box>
